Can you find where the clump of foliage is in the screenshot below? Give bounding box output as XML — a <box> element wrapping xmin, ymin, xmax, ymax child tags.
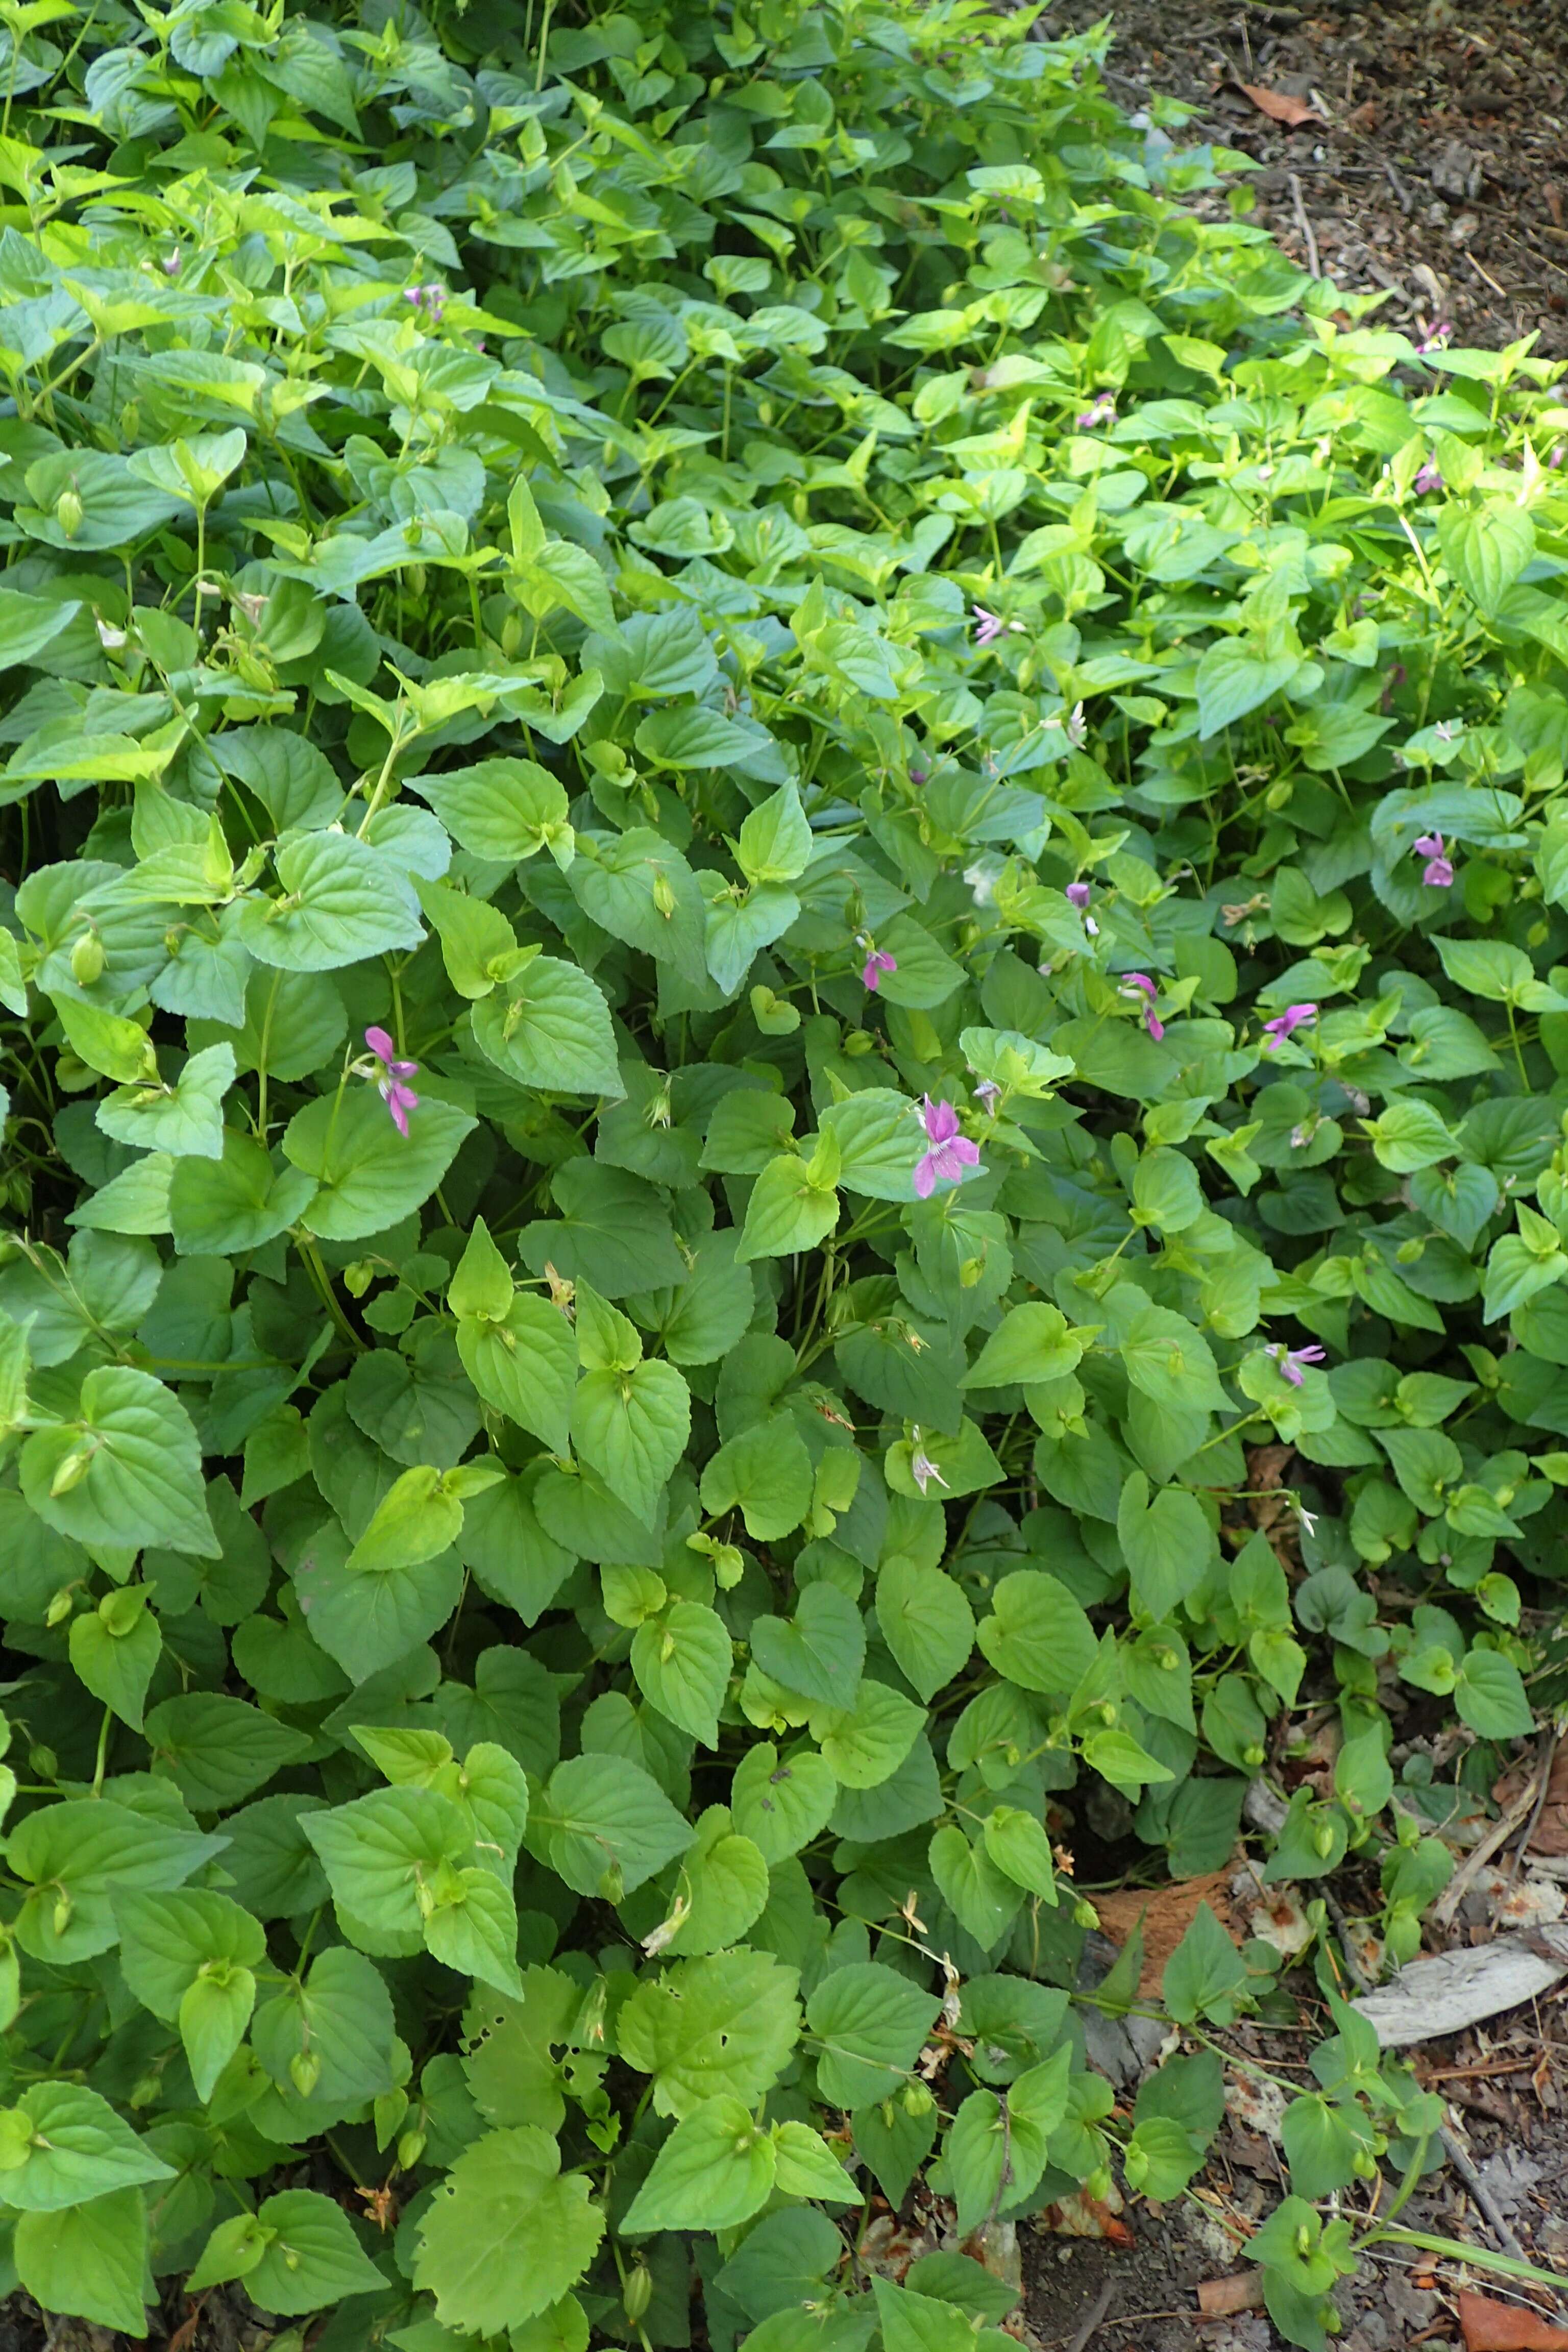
<box><xmin>1</xmin><ymin>0</ymin><xmax>1567</xmax><ymax>2344</ymax></box>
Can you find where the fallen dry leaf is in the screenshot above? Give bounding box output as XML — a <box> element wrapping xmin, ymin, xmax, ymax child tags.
<box><xmin>1094</xmin><ymin>1873</ymin><xmax>1239</xmax><ymax>1998</ymax></box>
<box><xmin>1039</xmin><ymin>2189</ymin><xmax>1134</xmax><ymax>2247</ymax></box>
<box><xmin>1197</xmin><ymin>2273</ymin><xmax>1265</xmax><ymax>2318</ymax></box>
<box><xmin>1459</xmin><ymin>2290</ymin><xmax>1568</xmax><ymax>2350</ymax></box>
<box><xmin>1235</xmin><ymin>81</ymin><xmax>1321</xmax><ymax>127</ymax></box>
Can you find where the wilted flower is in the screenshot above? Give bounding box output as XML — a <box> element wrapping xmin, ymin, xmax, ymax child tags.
<box><xmin>1414</xmin><ymin>459</ymin><xmax>1443</xmax><ymax>494</ymax></box>
<box><xmin>1269</xmin><ymin>1342</ymin><xmax>1326</xmax><ymax>1388</ymax></box>
<box><xmin>1261</xmin><ymin>1002</ymin><xmax>1317</xmax><ymax>1051</ymax></box>
<box><xmin>363</xmin><ymin>1025</ymin><xmax>419</xmax><ymax>1136</ymax></box>
<box><xmin>1122</xmin><ymin>972</ymin><xmax>1164</xmax><ymax>1041</ymax></box>
<box><xmin>95</xmin><ymin>618</ymin><xmax>127</xmax><ymax>651</ymax></box>
<box><xmin>1414</xmin><ymin>830</ymin><xmax>1454</xmax><ymax>888</ymax></box>
<box><xmin>861</xmin><ymin>947</ymin><xmax>897</xmax><ymax>991</ymax></box>
<box><xmin>1065</xmin><ymin>701</ymin><xmax>1087</xmax><ymax>748</ymax></box>
<box><xmin>1075</xmin><ymin>393</ymin><xmax>1116</xmax><ymax>429</ymax></box>
<box><xmin>162</xmin><ymin>249</ymin><xmax>181</xmax><ymax>277</ymax></box>
<box><xmin>973</xmin><ymin>1077</ymin><xmax>1002</xmax><ymax>1114</ymax></box>
<box><xmin>911</xmin><ymin>1443</ymin><xmax>949</xmax><ymax>1496</ymax></box>
<box><xmin>913</xmin><ymin>1096</ymin><xmax>982</xmax><ymax>1199</ymax></box>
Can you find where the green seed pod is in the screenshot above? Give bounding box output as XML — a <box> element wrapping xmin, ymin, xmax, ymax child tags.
<box><xmin>69</xmin><ymin>932</ymin><xmax>104</xmax><ymax>985</ymax></box>
<box><xmin>901</xmin><ymin>2080</ymin><xmax>933</xmax><ymax>2117</ymax></box>
<box><xmin>290</xmin><ymin>2048</ymin><xmax>321</xmax><ymax>2097</ymax></box>
<box><xmin>56</xmin><ymin>486</ymin><xmax>84</xmax><ymax>538</ymax></box>
<box><xmin>623</xmin><ymin>2263</ymin><xmax>653</xmax><ymax>2324</ymax></box>
<box><xmin>29</xmin><ymin>1747</ymin><xmax>58</xmax><ymax>1780</ymax></box>
<box><xmin>397</xmin><ymin>2128</ymin><xmax>427</xmax><ymax>2171</ymax></box>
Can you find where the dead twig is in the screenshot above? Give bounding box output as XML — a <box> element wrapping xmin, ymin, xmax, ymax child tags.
<box><xmin>1440</xmin><ymin>2122</ymin><xmax>1529</xmax><ymax>2265</ymax></box>
<box><xmin>1288</xmin><ymin>172</ymin><xmax>1320</xmax><ymax>277</ymax></box>
<box><xmin>1512</xmin><ymin>1730</ymin><xmax>1560</xmax><ymax>1878</ymax></box>
<box><xmin>1064</xmin><ymin>2283</ymin><xmax>1116</xmax><ymax>2352</ymax></box>
<box><xmin>1434</xmin><ymin>1771</ymin><xmax>1544</xmax><ymax>1931</ymax></box>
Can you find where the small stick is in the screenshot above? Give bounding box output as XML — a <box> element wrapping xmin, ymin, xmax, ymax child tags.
<box><xmin>1065</xmin><ymin>2281</ymin><xmax>1116</xmax><ymax>2352</ymax></box>
<box><xmin>1288</xmin><ymin>174</ymin><xmax>1321</xmax><ymax>278</ymax></box>
<box><xmin>1513</xmin><ymin>1730</ymin><xmax>1560</xmax><ymax>1876</ymax></box>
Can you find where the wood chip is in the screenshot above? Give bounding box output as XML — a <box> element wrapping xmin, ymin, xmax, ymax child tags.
<box><xmin>1197</xmin><ymin>2273</ymin><xmax>1266</xmax><ymax>2318</ymax></box>
<box><xmin>1459</xmin><ymin>2292</ymin><xmax>1568</xmax><ymax>2351</ymax></box>
<box><xmin>1092</xmin><ymin>1874</ymin><xmax>1238</xmax><ymax>1998</ymax></box>
<box><xmin>1351</xmin><ymin>1931</ymin><xmax>1568</xmax><ymax>2048</ymax></box>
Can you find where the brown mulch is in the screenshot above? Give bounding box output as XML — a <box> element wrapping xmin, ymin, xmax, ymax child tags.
<box><xmin>1045</xmin><ymin>0</ymin><xmax>1568</xmax><ymax>356</ymax></box>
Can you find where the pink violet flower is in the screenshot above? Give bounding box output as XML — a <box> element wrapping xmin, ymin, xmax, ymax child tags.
<box><xmin>862</xmin><ymin>948</ymin><xmax>897</xmax><ymax>991</ymax></box>
<box><xmin>973</xmin><ymin>605</ymin><xmax>1022</xmax><ymax>648</ymax></box>
<box><xmin>1122</xmin><ymin>972</ymin><xmax>1164</xmax><ymax>1041</ymax></box>
<box><xmin>1065</xmin><ymin>881</ymin><xmax>1092</xmax><ymax>909</ymax></box>
<box><xmin>1414</xmin><ymin>459</ymin><xmax>1443</xmax><ymax>494</ymax></box>
<box><xmin>911</xmin><ymin>1443</ymin><xmax>949</xmax><ymax>1496</ymax></box>
<box><xmin>1076</xmin><ymin>393</ymin><xmax>1116</xmax><ymax>429</ymax></box>
<box><xmin>1270</xmin><ymin>1342</ymin><xmax>1326</xmax><ymax>1388</ymax></box>
<box><xmin>1413</xmin><ymin>830</ymin><xmax>1454</xmax><ymax>888</ymax></box>
<box><xmin>364</xmin><ymin>1025</ymin><xmax>419</xmax><ymax>1136</ymax></box>
<box><xmin>162</xmin><ymin>249</ymin><xmax>181</xmax><ymax>277</ymax></box>
<box><xmin>1261</xmin><ymin>1002</ymin><xmax>1317</xmax><ymax>1051</ymax></box>
<box><xmin>404</xmin><ymin>282</ymin><xmax>447</xmax><ymax>324</ymax></box>
<box><xmin>913</xmin><ymin>1095</ymin><xmax>982</xmax><ymax>1200</ymax></box>
<box><xmin>1416</xmin><ymin>321</ymin><xmax>1453</xmax><ymax>355</ymax></box>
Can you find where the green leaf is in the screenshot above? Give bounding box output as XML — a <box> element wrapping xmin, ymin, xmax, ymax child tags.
<box><xmin>962</xmin><ymin>1303</ymin><xmax>1084</xmax><ymax>1390</ymax></box>
<box><xmin>1117</xmin><ymin>1474</ymin><xmax>1217</xmax><ymax>1620</ymax></box>
<box><xmin>1438</xmin><ymin>501</ymin><xmax>1535</xmax><ymax>615</ymax></box>
<box><xmin>981</xmin><ymin>1806</ymin><xmax>1058</xmax><ymax>1903</ymax></box>
<box><xmin>21</xmin><ymin>1366</ymin><xmax>219</xmax><ymax>1559</ymax></box>
<box><xmin>875</xmin><ymin>1559</ymin><xmax>974</xmax><ymax>1701</ymax></box>
<box><xmin>750</xmin><ymin>1581</ymin><xmax>865</xmax><ymax>1709</ymax></box>
<box><xmin>622</xmin><ymin>2098</ymin><xmax>776</xmax><ymax>2233</ymax></box>
<box><xmin>144</xmin><ymin>1693</ymin><xmax>311</xmax><ymax>1810</ymax></box>
<box><xmin>190</xmin><ymin>2189</ymin><xmax>386</xmax><ymax>2313</ymax></box>
<box><xmin>1453</xmin><ymin>1647</ymin><xmax>1535</xmax><ymax>1739</ymax></box>
<box><xmin>471</xmin><ymin>955</ymin><xmax>622</xmax><ymax>1097</ymax></box>
<box><xmin>738</xmin><ymin>784</ymin><xmax>813</xmax><ymax>886</ymax></box>
<box><xmin>807</xmin><ymin>1963</ymin><xmax>940</xmax><ymax>2108</ymax></box>
<box><xmin>571</xmin><ymin>1358</ymin><xmax>689</xmax><ymax>1527</ymax></box>
<box><xmin>411</xmin><ymin>756</ymin><xmax>569</xmax><ymax>861</ymax></box>
<box><xmin>530</xmin><ymin>1753</ymin><xmax>695</xmax><ymax>1897</ymax></box>
<box><xmin>414</xmin><ymin>2127</ymin><xmax>605</xmax><ymax>2332</ymax></box>
<box><xmin>731</xmin><ymin>1744</ymin><xmax>839</xmax><ymax>1864</ymax></box>
<box><xmin>238</xmin><ymin>829</ymin><xmax>424</xmax><ymax>970</ymax></box>
<box><xmin>1162</xmin><ymin>1902</ymin><xmax>1247</xmax><ymax>2025</ymax></box>
<box><xmin>699</xmin><ymin>1413</ymin><xmax>816</xmax><ymax>1540</ymax></box>
<box><xmin>282</xmin><ymin>1088</ymin><xmax>476</xmax><ymax>1241</ymax></box>
<box><xmin>96</xmin><ymin>1041</ymin><xmax>234</xmax><ymax>1160</ymax></box>
<box><xmin>15</xmin><ymin>2189</ymin><xmax>149</xmax><ymax>2337</ymax></box>
<box><xmin>631</xmin><ymin>1603</ymin><xmax>732</xmax><ymax>1746</ymax></box>
<box><xmin>0</xmin><ymin>2082</ymin><xmax>173</xmax><ymax>2211</ymax></box>
<box><xmin>168</xmin><ymin>1128</ymin><xmax>317</xmax><ymax>1255</ymax></box>
<box><xmin>1195</xmin><ymin>641</ymin><xmax>1300</xmax><ymax>738</ymax></box>
<box><xmin>739</xmin><ymin>1149</ymin><xmax>841</xmax><ymax>1260</ymax></box>
<box><xmin>975</xmin><ymin>1571</ymin><xmax>1098</xmax><ymax>1697</ymax></box>
<box><xmin>617</xmin><ymin>1950</ymin><xmax>803</xmax><ymax>2120</ymax></box>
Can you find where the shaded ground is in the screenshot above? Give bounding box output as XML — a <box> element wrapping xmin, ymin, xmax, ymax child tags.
<box><xmin>1017</xmin><ymin>1978</ymin><xmax>1568</xmax><ymax>2349</ymax></box>
<box><xmin>1047</xmin><ymin>0</ymin><xmax>1568</xmax><ymax>355</ymax></box>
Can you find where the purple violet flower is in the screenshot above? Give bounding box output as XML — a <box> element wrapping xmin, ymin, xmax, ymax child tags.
<box><xmin>404</xmin><ymin>282</ymin><xmax>447</xmax><ymax>324</ymax></box>
<box><xmin>1270</xmin><ymin>1342</ymin><xmax>1327</xmax><ymax>1388</ymax></box>
<box><xmin>1261</xmin><ymin>1002</ymin><xmax>1317</xmax><ymax>1052</ymax></box>
<box><xmin>862</xmin><ymin>948</ymin><xmax>897</xmax><ymax>991</ymax></box>
<box><xmin>909</xmin><ymin>766</ymin><xmax>927</xmax><ymax>785</ymax></box>
<box><xmin>913</xmin><ymin>1095</ymin><xmax>982</xmax><ymax>1200</ymax></box>
<box><xmin>364</xmin><ymin>1026</ymin><xmax>419</xmax><ymax>1136</ymax></box>
<box><xmin>1122</xmin><ymin>973</ymin><xmax>1164</xmax><ymax>1042</ymax></box>
<box><xmin>1076</xmin><ymin>393</ymin><xmax>1116</xmax><ymax>430</ymax></box>
<box><xmin>1414</xmin><ymin>831</ymin><xmax>1454</xmax><ymax>888</ymax></box>
<box><xmin>1414</xmin><ymin>459</ymin><xmax>1443</xmax><ymax>494</ymax></box>
<box><xmin>973</xmin><ymin>605</ymin><xmax>1021</xmax><ymax>648</ymax></box>
<box><xmin>1065</xmin><ymin>881</ymin><xmax>1092</xmax><ymax>909</ymax></box>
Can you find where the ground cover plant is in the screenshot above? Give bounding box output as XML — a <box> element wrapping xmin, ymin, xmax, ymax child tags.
<box><xmin>2</xmin><ymin>0</ymin><xmax>1568</xmax><ymax>2344</ymax></box>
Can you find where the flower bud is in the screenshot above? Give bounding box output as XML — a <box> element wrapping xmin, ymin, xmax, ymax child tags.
<box><xmin>652</xmin><ymin>872</ymin><xmax>677</xmax><ymax>920</ymax></box>
<box><xmin>69</xmin><ymin>932</ymin><xmax>104</xmax><ymax>985</ymax></box>
<box><xmin>29</xmin><ymin>1747</ymin><xmax>57</xmax><ymax>1779</ymax></box>
<box><xmin>55</xmin><ymin>487</ymin><xmax>84</xmax><ymax>538</ymax></box>
<box><xmin>397</xmin><ymin>2128</ymin><xmax>426</xmax><ymax>2171</ymax></box>
<box><xmin>901</xmin><ymin>2080</ymin><xmax>933</xmax><ymax>2116</ymax></box>
<box><xmin>1085</xmin><ymin>2165</ymin><xmax>1112</xmax><ymax>2201</ymax></box>
<box><xmin>44</xmin><ymin>1589</ymin><xmax>73</xmax><ymax>1628</ymax></box>
<box><xmin>623</xmin><ymin>2263</ymin><xmax>653</xmax><ymax>2324</ymax></box>
<box><xmin>289</xmin><ymin>2049</ymin><xmax>321</xmax><ymax>2097</ymax></box>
